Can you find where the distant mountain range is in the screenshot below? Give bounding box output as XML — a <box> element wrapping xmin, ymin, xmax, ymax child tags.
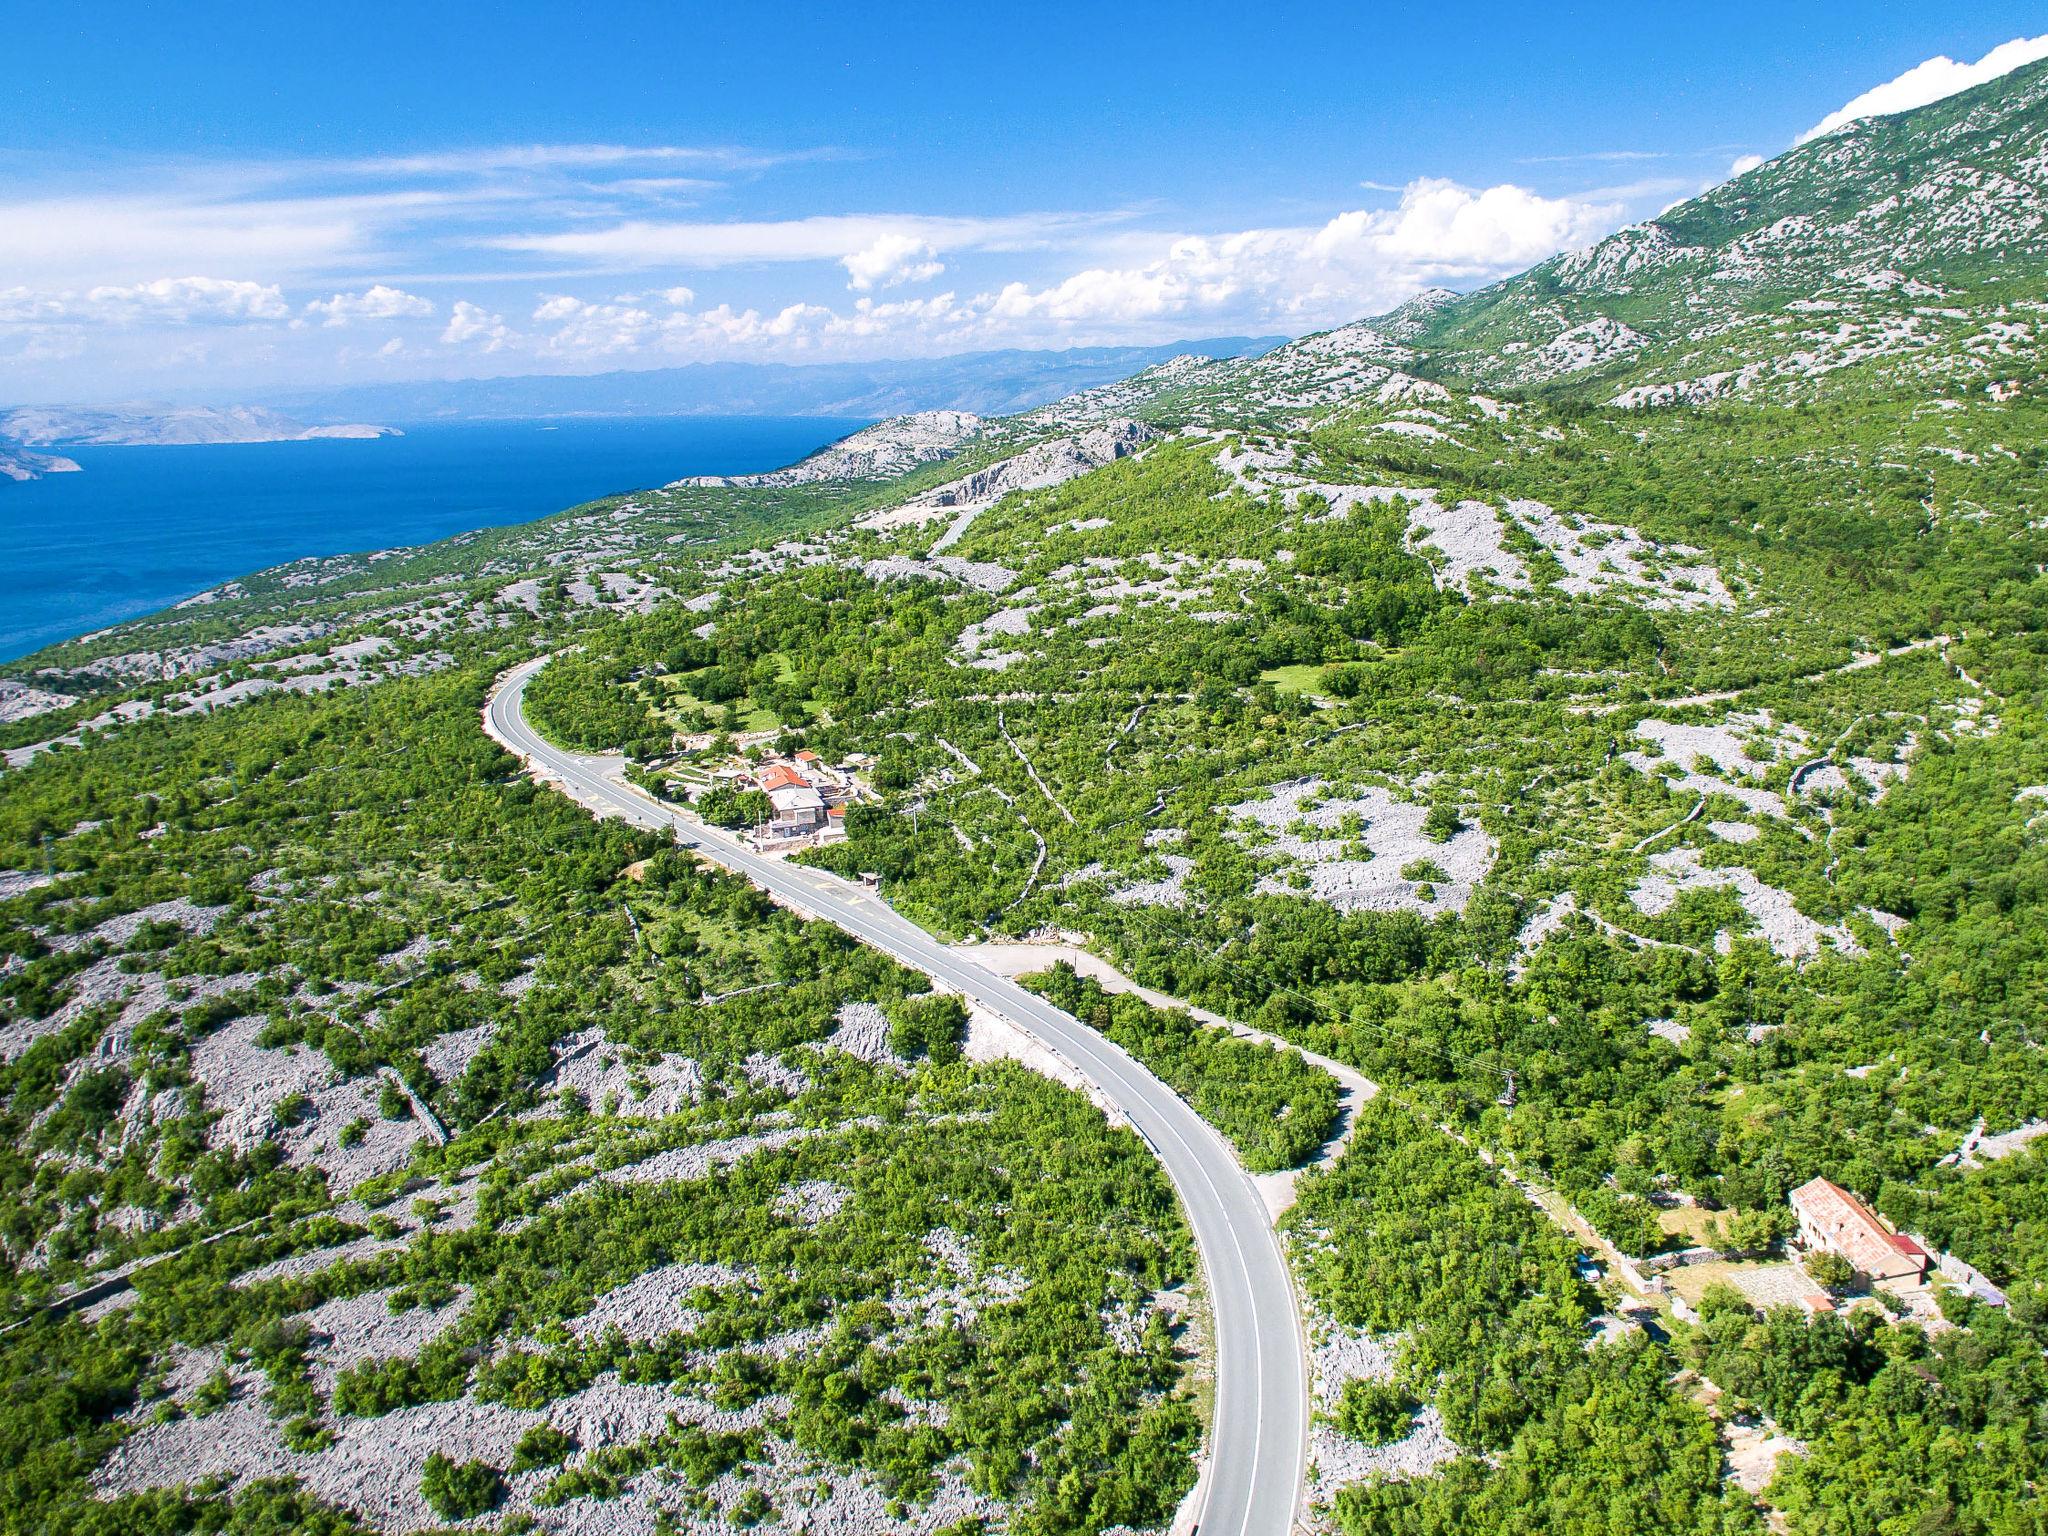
<box><xmin>264</xmin><ymin>337</ymin><xmax>1287</xmax><ymax>425</ymax></box>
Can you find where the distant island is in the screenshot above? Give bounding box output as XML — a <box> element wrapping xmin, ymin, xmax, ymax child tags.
<box><xmin>0</xmin><ymin>445</ymin><xmax>81</xmax><ymax>483</ymax></box>
<box><xmin>0</xmin><ymin>404</ymin><xmax>399</xmax><ymax>481</ymax></box>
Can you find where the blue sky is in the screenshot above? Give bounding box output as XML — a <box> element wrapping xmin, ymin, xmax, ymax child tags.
<box><xmin>3</xmin><ymin>2</ymin><xmax>2044</xmax><ymax>400</ymax></box>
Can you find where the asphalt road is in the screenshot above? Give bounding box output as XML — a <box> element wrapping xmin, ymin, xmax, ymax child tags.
<box><xmin>486</xmin><ymin>655</ymin><xmax>1307</xmax><ymax>1536</ymax></box>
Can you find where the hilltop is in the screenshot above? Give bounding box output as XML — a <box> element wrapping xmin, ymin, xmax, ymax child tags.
<box><xmin>1403</xmin><ymin>56</ymin><xmax>2048</xmax><ymax>401</ymax></box>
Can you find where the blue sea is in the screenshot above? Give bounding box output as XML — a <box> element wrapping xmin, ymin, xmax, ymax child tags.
<box><xmin>0</xmin><ymin>415</ymin><xmax>866</xmax><ymax>661</ymax></box>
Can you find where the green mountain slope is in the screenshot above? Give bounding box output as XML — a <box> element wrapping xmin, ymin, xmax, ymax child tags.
<box><xmin>1406</xmin><ymin>56</ymin><xmax>2048</xmax><ymax>402</ymax></box>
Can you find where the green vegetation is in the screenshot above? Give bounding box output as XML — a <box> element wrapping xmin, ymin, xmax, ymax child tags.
<box><xmin>885</xmin><ymin>992</ymin><xmax>967</xmax><ymax>1064</ymax></box>
<box><xmin>1297</xmin><ymin>1102</ymin><xmax>1743</xmax><ymax>1534</ymax></box>
<box><xmin>419</xmin><ymin>1452</ymin><xmax>504</xmax><ymax>1521</ymax></box>
<box><xmin>1024</xmin><ymin>965</ymin><xmax>1340</xmax><ymax>1171</ymax></box>
<box><xmin>1332</xmin><ymin>1379</ymin><xmax>1415</xmax><ymax>1446</ymax></box>
<box><xmin>3</xmin><ymin>55</ymin><xmax>2047</xmax><ymax>1535</ymax></box>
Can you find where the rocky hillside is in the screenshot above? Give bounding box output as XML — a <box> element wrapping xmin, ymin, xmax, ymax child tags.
<box><xmin>1403</xmin><ymin>56</ymin><xmax>2048</xmax><ymax>403</ymax></box>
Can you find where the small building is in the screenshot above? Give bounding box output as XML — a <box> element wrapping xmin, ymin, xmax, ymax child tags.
<box><xmin>759</xmin><ymin>763</ymin><xmax>810</xmax><ymax>793</ymax></box>
<box><xmin>765</xmin><ymin>781</ymin><xmax>827</xmax><ymax>836</ymax></box>
<box><xmin>1789</xmin><ymin>1177</ymin><xmax>1928</xmax><ymax>1283</ymax></box>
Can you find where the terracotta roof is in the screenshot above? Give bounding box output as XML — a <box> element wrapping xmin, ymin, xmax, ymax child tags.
<box><xmin>759</xmin><ymin>764</ymin><xmax>807</xmax><ymax>791</ymax></box>
<box><xmin>795</xmin><ymin>750</ymin><xmax>819</xmax><ymax>761</ymax></box>
<box><xmin>1790</xmin><ymin>1177</ymin><xmax>1926</xmax><ymax>1279</ymax></box>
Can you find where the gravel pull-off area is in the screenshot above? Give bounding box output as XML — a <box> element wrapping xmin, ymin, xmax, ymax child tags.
<box><xmin>1230</xmin><ymin>778</ymin><xmax>1495</xmax><ymax>917</ymax></box>
<box><xmin>1629</xmin><ymin>846</ymin><xmax>1861</xmax><ymax>961</ymax></box>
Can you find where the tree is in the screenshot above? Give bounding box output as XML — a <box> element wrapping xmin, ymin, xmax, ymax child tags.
<box><xmin>1805</xmin><ymin>1249</ymin><xmax>1854</xmax><ymax>1290</ymax></box>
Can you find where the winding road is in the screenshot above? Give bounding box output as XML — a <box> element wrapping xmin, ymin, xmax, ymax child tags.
<box><xmin>486</xmin><ymin>655</ymin><xmax>1307</xmax><ymax>1536</ymax></box>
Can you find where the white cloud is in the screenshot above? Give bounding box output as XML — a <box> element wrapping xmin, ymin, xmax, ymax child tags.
<box><xmin>532</xmin><ymin>294</ymin><xmax>660</xmax><ymax>355</ymax></box>
<box><xmin>0</xmin><ymin>287</ymin><xmax>74</xmax><ymax>325</ymax></box>
<box><xmin>441</xmin><ymin>300</ymin><xmax>513</xmax><ymax>350</ymax></box>
<box><xmin>1728</xmin><ymin>153</ymin><xmax>1766</xmax><ymax>178</ymax></box>
<box><xmin>354</xmin><ymin>142</ymin><xmax>827</xmax><ymax>177</ymax></box>
<box><xmin>842</xmin><ymin>232</ymin><xmax>945</xmax><ymax>291</ymax></box>
<box><xmin>1349</xmin><ymin>177</ymin><xmax>1612</xmax><ymax>265</ymax></box>
<box><xmin>304</xmin><ymin>284</ymin><xmax>434</xmax><ymax>326</ymax></box>
<box><xmin>992</xmin><ymin>178</ymin><xmax>1618</xmax><ymax>330</ymax></box>
<box><xmin>667</xmin><ymin>301</ymin><xmax>837</xmax><ymax>348</ymax></box>
<box><xmin>82</xmin><ymin>277</ymin><xmax>292</xmax><ymax>324</ymax></box>
<box><xmin>490</xmin><ymin>211</ymin><xmax>1117</xmax><ymax>270</ymax></box>
<box><xmin>0</xmin><ymin>190</ymin><xmax>431</xmax><ymax>288</ymax></box>
<box><xmin>1799</xmin><ymin>34</ymin><xmax>2048</xmax><ymax>142</ymax></box>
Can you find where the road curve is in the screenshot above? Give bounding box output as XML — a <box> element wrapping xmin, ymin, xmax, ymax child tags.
<box><xmin>486</xmin><ymin>655</ymin><xmax>1307</xmax><ymax>1536</ymax></box>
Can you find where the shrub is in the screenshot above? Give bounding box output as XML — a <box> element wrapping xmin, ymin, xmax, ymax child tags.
<box><xmin>886</xmin><ymin>993</ymin><xmax>967</xmax><ymax>1064</ymax></box>
<box><xmin>1334</xmin><ymin>1378</ymin><xmax>1418</xmax><ymax>1445</ymax></box>
<box><xmin>510</xmin><ymin>1422</ymin><xmax>577</xmax><ymax>1474</ymax></box>
<box><xmin>420</xmin><ymin>1451</ymin><xmax>505</xmax><ymax>1521</ymax></box>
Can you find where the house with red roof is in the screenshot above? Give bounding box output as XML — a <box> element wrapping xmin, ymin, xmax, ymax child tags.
<box><xmin>1789</xmin><ymin>1177</ymin><xmax>1929</xmax><ymax>1283</ymax></box>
